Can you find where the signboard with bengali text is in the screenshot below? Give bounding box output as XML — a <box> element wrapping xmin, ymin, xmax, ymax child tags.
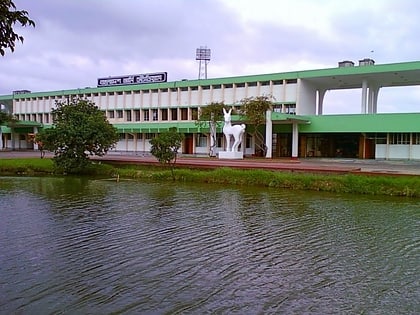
<box><xmin>97</xmin><ymin>72</ymin><xmax>167</xmax><ymax>87</ymax></box>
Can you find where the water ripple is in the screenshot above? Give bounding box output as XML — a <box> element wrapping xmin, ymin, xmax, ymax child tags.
<box><xmin>0</xmin><ymin>178</ymin><xmax>419</xmax><ymax>314</ymax></box>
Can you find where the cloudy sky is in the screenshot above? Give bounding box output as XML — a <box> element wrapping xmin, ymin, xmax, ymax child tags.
<box><xmin>2</xmin><ymin>0</ymin><xmax>420</xmax><ymax>114</ymax></box>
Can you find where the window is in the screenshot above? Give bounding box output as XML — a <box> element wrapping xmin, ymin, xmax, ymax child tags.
<box><xmin>236</xmin><ymin>83</ymin><xmax>245</xmax><ymax>88</ymax></box>
<box><xmin>143</xmin><ymin>109</ymin><xmax>149</xmax><ymax>121</ymax></box>
<box><xmin>196</xmin><ymin>134</ymin><xmax>207</xmax><ymax>147</ymax></box>
<box><xmin>171</xmin><ymin>108</ymin><xmax>178</xmax><ymax>120</ymax></box>
<box><xmin>224</xmin><ymin>84</ymin><xmax>233</xmax><ymax>89</ymax></box>
<box><xmin>286</xmin><ymin>79</ymin><xmax>297</xmax><ymax>84</ymax></box>
<box><xmin>390</xmin><ymin>133</ymin><xmax>410</xmax><ymax>144</ymax></box>
<box><xmin>127</xmin><ymin>134</ymin><xmax>134</xmax><ymax>140</ymax></box>
<box><xmin>116</xmin><ymin>110</ymin><xmax>123</xmax><ymax>118</ymax></box>
<box><xmin>161</xmin><ymin>108</ymin><xmax>168</xmax><ymax>121</ymax></box>
<box><xmin>38</xmin><ymin>113</ymin><xmax>43</xmax><ymax>123</ymax></box>
<box><xmin>145</xmin><ymin>133</ymin><xmax>154</xmax><ymax>140</ymax></box>
<box><xmin>285</xmin><ymin>104</ymin><xmax>296</xmax><ymax>115</ymax></box>
<box><xmin>108</xmin><ymin>110</ymin><xmax>115</xmax><ymax>119</ymax></box>
<box><xmin>413</xmin><ymin>133</ymin><xmax>420</xmax><ymax>145</ymax></box>
<box><xmin>247</xmin><ymin>82</ymin><xmax>257</xmax><ymax>87</ymax></box>
<box><xmin>44</xmin><ymin>113</ymin><xmax>49</xmax><ymax>123</ymax></box>
<box><xmin>212</xmin><ymin>84</ymin><xmax>221</xmax><ymax>89</ymax></box>
<box><xmin>261</xmin><ymin>81</ymin><xmax>270</xmax><ymax>86</ymax></box>
<box><xmin>191</xmin><ymin>107</ymin><xmax>198</xmax><ymax>120</ymax></box>
<box><xmin>134</xmin><ymin>110</ymin><xmax>140</xmax><ymax>121</ymax></box>
<box><xmin>152</xmin><ymin>109</ymin><xmax>158</xmax><ymax>121</ymax></box>
<box><xmin>272</xmin><ymin>80</ymin><xmax>283</xmax><ymax>85</ymax></box>
<box><xmin>180</xmin><ymin>108</ymin><xmax>188</xmax><ymax>120</ymax></box>
<box><xmin>201</xmin><ymin>85</ymin><xmax>210</xmax><ymax>90</ymax></box>
<box><xmin>125</xmin><ymin>110</ymin><xmax>132</xmax><ymax>121</ymax></box>
<box><xmin>119</xmin><ymin>133</ymin><xmax>125</xmax><ymax>140</ymax></box>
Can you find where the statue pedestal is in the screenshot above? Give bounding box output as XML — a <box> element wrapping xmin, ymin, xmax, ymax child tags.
<box><xmin>218</xmin><ymin>151</ymin><xmax>244</xmax><ymax>159</ymax></box>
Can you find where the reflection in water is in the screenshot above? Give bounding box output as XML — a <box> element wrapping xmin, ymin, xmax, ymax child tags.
<box><xmin>0</xmin><ymin>177</ymin><xmax>418</xmax><ymax>314</ymax></box>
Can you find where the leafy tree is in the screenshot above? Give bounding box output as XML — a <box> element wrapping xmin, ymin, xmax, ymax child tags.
<box><xmin>36</xmin><ymin>98</ymin><xmax>119</xmax><ymax>174</ymax></box>
<box><xmin>0</xmin><ymin>0</ymin><xmax>35</xmax><ymax>56</ymax></box>
<box><xmin>150</xmin><ymin>127</ymin><xmax>184</xmax><ymax>180</ymax></box>
<box><xmin>240</xmin><ymin>95</ymin><xmax>274</xmax><ymax>157</ymax></box>
<box><xmin>195</xmin><ymin>102</ymin><xmax>226</xmax><ymax>157</ymax></box>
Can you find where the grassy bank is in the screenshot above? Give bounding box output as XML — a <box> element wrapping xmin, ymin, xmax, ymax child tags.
<box><xmin>0</xmin><ymin>158</ymin><xmax>419</xmax><ymax>197</ymax></box>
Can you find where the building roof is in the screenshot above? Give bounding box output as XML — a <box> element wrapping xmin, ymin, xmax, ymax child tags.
<box><xmin>1</xmin><ymin>60</ymin><xmax>420</xmax><ymax>99</ymax></box>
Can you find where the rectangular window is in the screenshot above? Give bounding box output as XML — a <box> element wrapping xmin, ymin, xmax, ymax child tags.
<box><xmin>236</xmin><ymin>83</ymin><xmax>245</xmax><ymax>88</ymax></box>
<box><xmin>247</xmin><ymin>82</ymin><xmax>258</xmax><ymax>87</ymax></box>
<box><xmin>161</xmin><ymin>108</ymin><xmax>168</xmax><ymax>121</ymax></box>
<box><xmin>108</xmin><ymin>110</ymin><xmax>115</xmax><ymax>119</ymax></box>
<box><xmin>116</xmin><ymin>110</ymin><xmax>123</xmax><ymax>118</ymax></box>
<box><xmin>152</xmin><ymin>109</ymin><xmax>158</xmax><ymax>121</ymax></box>
<box><xmin>44</xmin><ymin>113</ymin><xmax>49</xmax><ymax>123</ymax></box>
<box><xmin>285</xmin><ymin>104</ymin><xmax>296</xmax><ymax>115</ymax></box>
<box><xmin>180</xmin><ymin>108</ymin><xmax>188</xmax><ymax>120</ymax></box>
<box><xmin>196</xmin><ymin>134</ymin><xmax>207</xmax><ymax>147</ymax></box>
<box><xmin>145</xmin><ymin>133</ymin><xmax>154</xmax><ymax>140</ymax></box>
<box><xmin>38</xmin><ymin>113</ymin><xmax>43</xmax><ymax>123</ymax></box>
<box><xmin>143</xmin><ymin>109</ymin><xmax>149</xmax><ymax>121</ymax></box>
<box><xmin>390</xmin><ymin>133</ymin><xmax>410</xmax><ymax>144</ymax></box>
<box><xmin>134</xmin><ymin>110</ymin><xmax>140</xmax><ymax>121</ymax></box>
<box><xmin>171</xmin><ymin>108</ymin><xmax>178</xmax><ymax>120</ymax></box>
<box><xmin>191</xmin><ymin>107</ymin><xmax>198</xmax><ymax>120</ymax></box>
<box><xmin>125</xmin><ymin>110</ymin><xmax>132</xmax><ymax>121</ymax></box>
<box><xmin>413</xmin><ymin>133</ymin><xmax>420</xmax><ymax>145</ymax></box>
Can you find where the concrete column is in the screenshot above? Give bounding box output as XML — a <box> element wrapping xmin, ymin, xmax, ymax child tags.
<box><xmin>291</xmin><ymin>122</ymin><xmax>299</xmax><ymax>159</ymax></box>
<box><xmin>317</xmin><ymin>89</ymin><xmax>326</xmax><ymax>115</ymax></box>
<box><xmin>361</xmin><ymin>79</ymin><xmax>368</xmax><ymax>113</ymax></box>
<box><xmin>265</xmin><ymin>110</ymin><xmax>272</xmax><ymax>158</ymax></box>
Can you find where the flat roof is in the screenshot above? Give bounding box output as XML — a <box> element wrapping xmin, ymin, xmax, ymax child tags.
<box><xmin>2</xmin><ymin>60</ymin><xmax>420</xmax><ymax>99</ymax></box>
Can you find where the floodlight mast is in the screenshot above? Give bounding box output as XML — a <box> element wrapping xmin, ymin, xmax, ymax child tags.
<box><xmin>196</xmin><ymin>46</ymin><xmax>211</xmax><ymax>80</ymax></box>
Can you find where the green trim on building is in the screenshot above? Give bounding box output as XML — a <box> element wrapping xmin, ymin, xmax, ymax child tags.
<box><xmin>112</xmin><ymin>122</ymin><xmax>215</xmax><ymax>133</ymax></box>
<box><xmin>297</xmin><ymin>113</ymin><xmax>420</xmax><ymax>133</ymax></box>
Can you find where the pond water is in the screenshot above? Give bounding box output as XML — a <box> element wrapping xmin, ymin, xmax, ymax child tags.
<box><xmin>0</xmin><ymin>176</ymin><xmax>419</xmax><ymax>314</ymax></box>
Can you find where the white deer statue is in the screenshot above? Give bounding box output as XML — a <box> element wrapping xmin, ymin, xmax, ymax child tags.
<box><xmin>223</xmin><ymin>108</ymin><xmax>246</xmax><ymax>152</ymax></box>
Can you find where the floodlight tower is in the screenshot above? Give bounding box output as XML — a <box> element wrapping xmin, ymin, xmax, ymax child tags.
<box><xmin>196</xmin><ymin>46</ymin><xmax>211</xmax><ymax>80</ymax></box>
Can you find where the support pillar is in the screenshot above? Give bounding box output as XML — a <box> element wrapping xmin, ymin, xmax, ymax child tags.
<box><xmin>361</xmin><ymin>79</ymin><xmax>368</xmax><ymax>113</ymax></box>
<box><xmin>291</xmin><ymin>122</ymin><xmax>299</xmax><ymax>159</ymax></box>
<box><xmin>317</xmin><ymin>89</ymin><xmax>326</xmax><ymax>115</ymax></box>
<box><xmin>265</xmin><ymin>110</ymin><xmax>272</xmax><ymax>158</ymax></box>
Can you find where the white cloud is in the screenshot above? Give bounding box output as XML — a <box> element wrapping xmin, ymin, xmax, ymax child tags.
<box><xmin>2</xmin><ymin>0</ymin><xmax>420</xmax><ymax>113</ymax></box>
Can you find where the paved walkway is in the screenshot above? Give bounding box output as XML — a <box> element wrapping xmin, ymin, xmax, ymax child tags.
<box><xmin>2</xmin><ymin>150</ymin><xmax>419</xmax><ymax>176</ymax></box>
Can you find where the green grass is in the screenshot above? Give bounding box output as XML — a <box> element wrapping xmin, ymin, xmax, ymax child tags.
<box><xmin>1</xmin><ymin>158</ymin><xmax>419</xmax><ymax>197</ymax></box>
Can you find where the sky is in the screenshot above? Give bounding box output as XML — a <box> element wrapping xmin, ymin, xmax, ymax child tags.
<box><xmin>2</xmin><ymin>0</ymin><xmax>420</xmax><ymax>114</ymax></box>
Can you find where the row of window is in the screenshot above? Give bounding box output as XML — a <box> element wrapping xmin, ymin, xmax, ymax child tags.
<box><xmin>389</xmin><ymin>133</ymin><xmax>420</xmax><ymax>145</ymax></box>
<box><xmin>108</xmin><ymin>107</ymin><xmax>198</xmax><ymax>122</ymax></box>
<box><xmin>14</xmin><ymin>80</ymin><xmax>298</xmax><ymax>101</ymax></box>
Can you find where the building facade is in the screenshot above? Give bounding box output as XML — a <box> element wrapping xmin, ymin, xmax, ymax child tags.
<box><xmin>1</xmin><ymin>60</ymin><xmax>420</xmax><ymax>160</ymax></box>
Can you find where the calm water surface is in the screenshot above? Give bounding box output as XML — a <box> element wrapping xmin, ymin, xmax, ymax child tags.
<box><xmin>0</xmin><ymin>176</ymin><xmax>419</xmax><ymax>314</ymax></box>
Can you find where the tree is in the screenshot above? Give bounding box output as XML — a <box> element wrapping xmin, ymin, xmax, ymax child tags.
<box><xmin>150</xmin><ymin>127</ymin><xmax>184</xmax><ymax>180</ymax></box>
<box><xmin>36</xmin><ymin>98</ymin><xmax>119</xmax><ymax>173</ymax></box>
<box><xmin>240</xmin><ymin>95</ymin><xmax>274</xmax><ymax>157</ymax></box>
<box><xmin>195</xmin><ymin>102</ymin><xmax>226</xmax><ymax>157</ymax></box>
<box><xmin>0</xmin><ymin>0</ymin><xmax>35</xmax><ymax>56</ymax></box>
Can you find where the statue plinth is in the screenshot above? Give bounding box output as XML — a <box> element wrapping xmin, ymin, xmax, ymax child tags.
<box><xmin>218</xmin><ymin>151</ymin><xmax>244</xmax><ymax>159</ymax></box>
